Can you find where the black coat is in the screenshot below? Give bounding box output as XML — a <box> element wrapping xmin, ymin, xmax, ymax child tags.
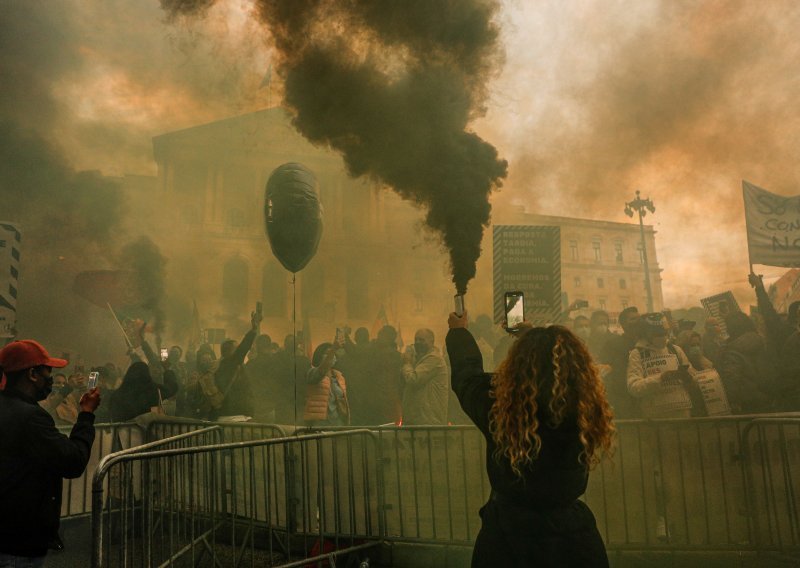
<box><xmin>111</xmin><ymin>362</ymin><xmax>178</xmax><ymax>422</ymax></box>
<box><xmin>446</xmin><ymin>327</ymin><xmax>608</xmax><ymax>568</ymax></box>
<box><xmin>0</xmin><ymin>389</ymin><xmax>95</xmax><ymax>557</ymax></box>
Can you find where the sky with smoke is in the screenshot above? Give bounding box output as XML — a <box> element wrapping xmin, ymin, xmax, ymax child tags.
<box><xmin>3</xmin><ymin>0</ymin><xmax>800</xmax><ymax>327</ymax></box>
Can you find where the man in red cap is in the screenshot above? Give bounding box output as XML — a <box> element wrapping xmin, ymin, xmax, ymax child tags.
<box><xmin>0</xmin><ymin>340</ymin><xmax>101</xmax><ymax>565</ymax></box>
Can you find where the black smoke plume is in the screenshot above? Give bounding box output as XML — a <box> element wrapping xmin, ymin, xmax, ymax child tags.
<box><xmin>162</xmin><ymin>0</ymin><xmax>508</xmax><ymax>293</ymax></box>
<box><xmin>119</xmin><ymin>237</ymin><xmax>167</xmax><ymax>338</ymax></box>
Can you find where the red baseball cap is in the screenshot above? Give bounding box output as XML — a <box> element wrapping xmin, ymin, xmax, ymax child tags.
<box><xmin>0</xmin><ymin>340</ymin><xmax>68</xmax><ymax>373</ymax></box>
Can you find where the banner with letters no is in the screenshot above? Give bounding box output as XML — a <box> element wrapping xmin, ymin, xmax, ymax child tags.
<box><xmin>493</xmin><ymin>225</ymin><xmax>561</xmax><ymax>324</ymax></box>
<box><xmin>742</xmin><ymin>180</ymin><xmax>800</xmax><ymax>267</ymax></box>
<box><xmin>0</xmin><ymin>222</ymin><xmax>21</xmax><ymax>338</ymax></box>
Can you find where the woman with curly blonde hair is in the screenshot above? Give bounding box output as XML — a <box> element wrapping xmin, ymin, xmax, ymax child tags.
<box><xmin>446</xmin><ymin>311</ymin><xmax>614</xmax><ymax>567</ymax></box>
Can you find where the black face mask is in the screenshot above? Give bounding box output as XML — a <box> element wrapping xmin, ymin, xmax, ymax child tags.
<box><xmin>414</xmin><ymin>341</ymin><xmax>429</xmax><ymax>357</ymax></box>
<box><xmin>32</xmin><ymin>369</ymin><xmax>54</xmax><ymax>401</ymax></box>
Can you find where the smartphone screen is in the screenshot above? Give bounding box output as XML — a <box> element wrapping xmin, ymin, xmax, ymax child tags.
<box><xmin>87</xmin><ymin>371</ymin><xmax>99</xmax><ymax>390</ymax></box>
<box><xmin>454</xmin><ymin>294</ymin><xmax>465</xmax><ymax>317</ymax></box>
<box><xmin>159</xmin><ymin>347</ymin><xmax>169</xmax><ymax>361</ymax></box>
<box><xmin>505</xmin><ymin>291</ymin><xmax>525</xmax><ymax>330</ymax></box>
<box><xmin>256</xmin><ymin>301</ymin><xmax>263</xmax><ymax>316</ymax></box>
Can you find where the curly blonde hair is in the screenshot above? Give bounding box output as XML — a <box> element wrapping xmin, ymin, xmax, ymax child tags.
<box><xmin>489</xmin><ymin>325</ymin><xmax>615</xmax><ymax>476</ymax></box>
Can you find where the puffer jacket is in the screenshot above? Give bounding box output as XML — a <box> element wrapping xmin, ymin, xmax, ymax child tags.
<box><xmin>303</xmin><ymin>369</ymin><xmax>349</xmax><ymax>423</ymax></box>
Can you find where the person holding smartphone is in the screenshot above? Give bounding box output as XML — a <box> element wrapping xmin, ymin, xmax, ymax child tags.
<box><xmin>446</xmin><ymin>311</ymin><xmax>613</xmax><ymax>567</ymax></box>
<box><xmin>303</xmin><ymin>335</ymin><xmax>350</xmax><ymax>427</ymax></box>
<box><xmin>0</xmin><ymin>340</ymin><xmax>100</xmax><ymax>565</ymax></box>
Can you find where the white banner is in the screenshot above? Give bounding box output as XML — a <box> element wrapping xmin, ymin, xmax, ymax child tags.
<box><xmin>743</xmin><ymin>181</ymin><xmax>800</xmax><ymax>267</ymax></box>
<box><xmin>0</xmin><ymin>222</ymin><xmax>21</xmax><ymax>338</ymax></box>
<box><xmin>694</xmin><ymin>369</ymin><xmax>731</xmax><ymax>416</ymax></box>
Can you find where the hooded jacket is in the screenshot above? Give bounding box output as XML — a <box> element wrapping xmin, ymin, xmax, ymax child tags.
<box><xmin>110</xmin><ymin>362</ymin><xmax>178</xmax><ymax>422</ymax></box>
<box><xmin>401</xmin><ymin>347</ymin><xmax>449</xmax><ymax>425</ymax></box>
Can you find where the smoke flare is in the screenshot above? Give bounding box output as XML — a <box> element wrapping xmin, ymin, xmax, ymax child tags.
<box><xmin>163</xmin><ymin>0</ymin><xmax>508</xmax><ymax>293</ymax></box>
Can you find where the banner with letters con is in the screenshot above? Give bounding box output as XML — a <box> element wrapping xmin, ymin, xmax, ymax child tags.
<box><xmin>0</xmin><ymin>222</ymin><xmax>21</xmax><ymax>338</ymax></box>
<box><xmin>743</xmin><ymin>180</ymin><xmax>800</xmax><ymax>267</ymax></box>
<box><xmin>493</xmin><ymin>225</ymin><xmax>561</xmax><ymax>324</ymax></box>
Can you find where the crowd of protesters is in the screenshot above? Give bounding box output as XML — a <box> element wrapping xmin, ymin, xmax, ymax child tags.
<box><xmin>568</xmin><ymin>273</ymin><xmax>800</xmax><ymax>418</ymax></box>
<box><xmin>6</xmin><ymin>271</ymin><xmax>799</xmax><ymax>429</ymax></box>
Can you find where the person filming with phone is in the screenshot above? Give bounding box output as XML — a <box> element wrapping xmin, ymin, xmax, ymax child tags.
<box><xmin>304</xmin><ymin>332</ymin><xmax>350</xmax><ymax>427</ymax></box>
<box><xmin>0</xmin><ymin>340</ymin><xmax>101</xmax><ymax>565</ymax></box>
<box><xmin>446</xmin><ymin>302</ymin><xmax>614</xmax><ymax>567</ymax></box>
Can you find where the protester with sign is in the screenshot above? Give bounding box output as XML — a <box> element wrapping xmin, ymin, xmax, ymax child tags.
<box><xmin>446</xmin><ymin>311</ymin><xmax>613</xmax><ymax>567</ymax></box>
<box><xmin>626</xmin><ymin>313</ymin><xmax>699</xmax><ymax>419</ymax></box>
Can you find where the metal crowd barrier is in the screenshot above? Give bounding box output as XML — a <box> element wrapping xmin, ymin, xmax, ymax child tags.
<box><xmin>145</xmin><ymin>418</ymin><xmax>289</xmax><ymax>445</ymax></box>
<box><xmin>58</xmin><ymin>422</ymin><xmax>145</xmax><ymax>519</ymax></box>
<box><xmin>742</xmin><ymin>417</ymin><xmax>800</xmax><ymax>552</ymax></box>
<box><xmin>91</xmin><ymin>430</ymin><xmax>382</xmax><ymax>568</ymax></box>
<box><xmin>87</xmin><ymin>415</ymin><xmax>800</xmax><ymax>565</ymax></box>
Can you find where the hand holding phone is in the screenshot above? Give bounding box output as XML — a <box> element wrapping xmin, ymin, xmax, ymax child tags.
<box><xmin>504</xmin><ymin>291</ymin><xmax>525</xmax><ymax>332</ymax></box>
<box><xmin>87</xmin><ymin>371</ymin><xmax>99</xmax><ymax>390</ymax></box>
<box><xmin>159</xmin><ymin>347</ymin><xmax>169</xmax><ymax>361</ymax></box>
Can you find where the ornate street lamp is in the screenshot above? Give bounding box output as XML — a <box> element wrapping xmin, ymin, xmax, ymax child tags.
<box><xmin>625</xmin><ymin>190</ymin><xmax>656</xmax><ymax>313</ymax></box>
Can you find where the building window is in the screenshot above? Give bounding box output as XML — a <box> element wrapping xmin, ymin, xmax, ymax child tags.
<box><xmin>261</xmin><ymin>263</ymin><xmax>286</xmax><ymax>317</ymax></box>
<box><xmin>569</xmin><ymin>240</ymin><xmax>579</xmax><ymax>261</ymax></box>
<box><xmin>347</xmin><ymin>269</ymin><xmax>369</xmax><ymax>320</ymax></box>
<box><xmin>597</xmin><ymin>278</ymin><xmax>604</xmax><ymax>289</ymax></box>
<box><xmin>637</xmin><ymin>243</ymin><xmax>645</xmax><ymax>264</ymax></box>
<box><xmin>615</xmin><ymin>241</ymin><xmax>624</xmax><ymax>263</ymax></box>
<box><xmin>592</xmin><ymin>239</ymin><xmax>602</xmax><ymax>262</ymax></box>
<box><xmin>619</xmin><ymin>278</ymin><xmax>627</xmax><ymax>290</ymax></box>
<box><xmin>414</xmin><ymin>293</ymin><xmax>424</xmax><ymax>312</ymax></box>
<box><xmin>574</xmin><ymin>276</ymin><xmax>582</xmax><ymax>288</ymax></box>
<box><xmin>599</xmin><ymin>298</ymin><xmax>607</xmax><ymax>310</ymax></box>
<box><xmin>223</xmin><ymin>257</ymin><xmax>249</xmax><ymax>315</ymax></box>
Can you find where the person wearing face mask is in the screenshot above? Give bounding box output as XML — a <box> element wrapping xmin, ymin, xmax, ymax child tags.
<box><xmin>626</xmin><ymin>313</ymin><xmax>697</xmax><ymax>419</ymax></box>
<box><xmin>0</xmin><ymin>340</ymin><xmax>100</xmax><ymax>565</ymax></box>
<box><xmin>304</xmin><ymin>339</ymin><xmax>350</xmax><ymax>427</ymax></box>
<box><xmin>39</xmin><ymin>372</ymin><xmax>75</xmax><ymax>426</ymax></box>
<box><xmin>572</xmin><ymin>316</ymin><xmax>591</xmax><ymax>343</ymax></box>
<box><xmin>677</xmin><ymin>331</ymin><xmax>714</xmax><ymax>371</ymax></box>
<box><xmin>401</xmin><ymin>328</ymin><xmax>449</xmax><ymax>425</ymax></box>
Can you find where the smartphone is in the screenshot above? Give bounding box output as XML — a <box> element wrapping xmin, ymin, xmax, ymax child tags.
<box><xmin>454</xmin><ymin>294</ymin><xmax>465</xmax><ymax>317</ymax></box>
<box><xmin>256</xmin><ymin>301</ymin><xmax>263</xmax><ymax>317</ymax></box>
<box><xmin>505</xmin><ymin>291</ymin><xmax>525</xmax><ymax>331</ymax></box>
<box><xmin>159</xmin><ymin>347</ymin><xmax>169</xmax><ymax>361</ymax></box>
<box><xmin>87</xmin><ymin>371</ymin><xmax>99</xmax><ymax>390</ymax></box>
<box><xmin>335</xmin><ymin>327</ymin><xmax>344</xmax><ymax>344</ymax></box>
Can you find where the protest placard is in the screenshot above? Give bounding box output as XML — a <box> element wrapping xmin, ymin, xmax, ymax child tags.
<box><xmin>743</xmin><ymin>181</ymin><xmax>800</xmax><ymax>267</ymax></box>
<box><xmin>701</xmin><ymin>291</ymin><xmax>741</xmax><ymax>341</ymax></box>
<box><xmin>492</xmin><ymin>226</ymin><xmax>561</xmax><ymax>324</ymax></box>
<box><xmin>694</xmin><ymin>369</ymin><xmax>731</xmax><ymax>416</ymax></box>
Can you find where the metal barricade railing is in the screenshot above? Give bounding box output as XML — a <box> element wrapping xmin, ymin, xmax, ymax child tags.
<box><xmin>145</xmin><ymin>418</ymin><xmax>289</xmax><ymax>445</ymax></box>
<box><xmin>742</xmin><ymin>417</ymin><xmax>800</xmax><ymax>552</ymax></box>
<box><xmin>91</xmin><ymin>429</ymin><xmax>382</xmax><ymax>568</ymax></box>
<box><xmin>58</xmin><ymin>422</ymin><xmax>145</xmax><ymax>519</ymax></box>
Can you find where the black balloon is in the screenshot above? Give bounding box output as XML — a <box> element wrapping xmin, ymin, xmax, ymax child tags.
<box><xmin>264</xmin><ymin>163</ymin><xmax>323</xmax><ymax>273</ymax></box>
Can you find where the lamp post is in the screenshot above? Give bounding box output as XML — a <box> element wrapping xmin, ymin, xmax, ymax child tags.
<box><xmin>625</xmin><ymin>190</ymin><xmax>656</xmax><ymax>313</ymax></box>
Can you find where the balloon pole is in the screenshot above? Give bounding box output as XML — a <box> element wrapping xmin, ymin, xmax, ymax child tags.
<box><xmin>292</xmin><ymin>274</ymin><xmax>297</xmax><ymax>429</ymax></box>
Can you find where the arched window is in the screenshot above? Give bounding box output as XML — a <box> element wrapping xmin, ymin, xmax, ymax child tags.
<box><xmin>261</xmin><ymin>263</ymin><xmax>287</xmax><ymax>317</ymax></box>
<box><xmin>223</xmin><ymin>257</ymin><xmax>249</xmax><ymax>315</ymax></box>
